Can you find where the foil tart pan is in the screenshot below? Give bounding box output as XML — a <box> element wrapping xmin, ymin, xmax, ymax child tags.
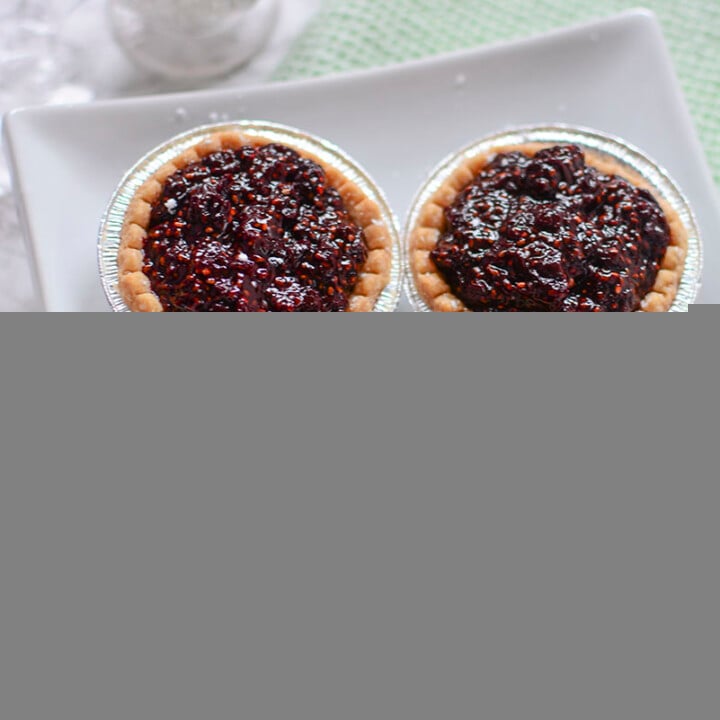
<box><xmin>99</xmin><ymin>121</ymin><xmax>402</xmax><ymax>312</ymax></box>
<box><xmin>403</xmin><ymin>125</ymin><xmax>702</xmax><ymax>312</ymax></box>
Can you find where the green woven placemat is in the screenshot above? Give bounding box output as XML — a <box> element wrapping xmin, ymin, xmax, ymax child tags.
<box><xmin>274</xmin><ymin>0</ymin><xmax>720</xmax><ymax>187</ymax></box>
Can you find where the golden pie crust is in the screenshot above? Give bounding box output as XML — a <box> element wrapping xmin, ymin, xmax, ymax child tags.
<box><xmin>409</xmin><ymin>143</ymin><xmax>689</xmax><ymax>313</ymax></box>
<box><xmin>118</xmin><ymin>130</ymin><xmax>393</xmax><ymax>312</ymax></box>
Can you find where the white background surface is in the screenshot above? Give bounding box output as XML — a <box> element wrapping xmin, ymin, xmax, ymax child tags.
<box><xmin>0</xmin><ymin>0</ymin><xmax>321</xmax><ymax>311</ymax></box>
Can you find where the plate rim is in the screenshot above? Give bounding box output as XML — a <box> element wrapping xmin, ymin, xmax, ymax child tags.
<box><xmin>5</xmin><ymin>8</ymin><xmax>660</xmax><ymax>122</ymax></box>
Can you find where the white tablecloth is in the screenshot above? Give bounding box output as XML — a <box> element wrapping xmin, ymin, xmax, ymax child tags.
<box><xmin>0</xmin><ymin>0</ymin><xmax>321</xmax><ymax>311</ymax></box>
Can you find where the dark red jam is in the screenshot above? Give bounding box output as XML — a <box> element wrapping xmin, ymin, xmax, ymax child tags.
<box><xmin>430</xmin><ymin>145</ymin><xmax>671</xmax><ymax>312</ymax></box>
<box><xmin>144</xmin><ymin>143</ymin><xmax>367</xmax><ymax>311</ymax></box>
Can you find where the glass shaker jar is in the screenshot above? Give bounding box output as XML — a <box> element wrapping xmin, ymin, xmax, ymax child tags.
<box><xmin>107</xmin><ymin>0</ymin><xmax>279</xmax><ymax>80</ymax></box>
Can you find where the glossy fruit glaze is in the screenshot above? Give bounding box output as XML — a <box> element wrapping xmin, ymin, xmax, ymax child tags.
<box><xmin>430</xmin><ymin>145</ymin><xmax>671</xmax><ymax>311</ymax></box>
<box><xmin>144</xmin><ymin>143</ymin><xmax>367</xmax><ymax>311</ymax></box>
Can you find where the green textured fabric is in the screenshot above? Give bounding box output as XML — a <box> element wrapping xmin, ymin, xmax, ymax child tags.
<box><xmin>274</xmin><ymin>0</ymin><xmax>720</xmax><ymax>186</ymax></box>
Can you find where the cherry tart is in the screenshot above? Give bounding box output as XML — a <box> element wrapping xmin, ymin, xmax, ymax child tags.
<box><xmin>409</xmin><ymin>143</ymin><xmax>688</xmax><ymax>312</ymax></box>
<box><xmin>118</xmin><ymin>130</ymin><xmax>393</xmax><ymax>312</ymax></box>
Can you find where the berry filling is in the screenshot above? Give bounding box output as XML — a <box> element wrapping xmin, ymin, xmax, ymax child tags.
<box><xmin>430</xmin><ymin>145</ymin><xmax>672</xmax><ymax>312</ymax></box>
<box><xmin>143</xmin><ymin>143</ymin><xmax>368</xmax><ymax>311</ymax></box>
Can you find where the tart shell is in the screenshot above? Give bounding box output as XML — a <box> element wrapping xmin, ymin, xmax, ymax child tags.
<box><xmin>409</xmin><ymin>142</ymin><xmax>689</xmax><ymax>313</ymax></box>
<box><xmin>118</xmin><ymin>130</ymin><xmax>394</xmax><ymax>312</ymax></box>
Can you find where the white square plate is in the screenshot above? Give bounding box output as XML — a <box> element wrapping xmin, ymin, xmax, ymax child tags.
<box><xmin>4</xmin><ymin>9</ymin><xmax>719</xmax><ymax>311</ymax></box>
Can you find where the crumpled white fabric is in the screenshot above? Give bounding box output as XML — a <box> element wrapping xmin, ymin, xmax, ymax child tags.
<box><xmin>0</xmin><ymin>0</ymin><xmax>319</xmax><ymax>311</ymax></box>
